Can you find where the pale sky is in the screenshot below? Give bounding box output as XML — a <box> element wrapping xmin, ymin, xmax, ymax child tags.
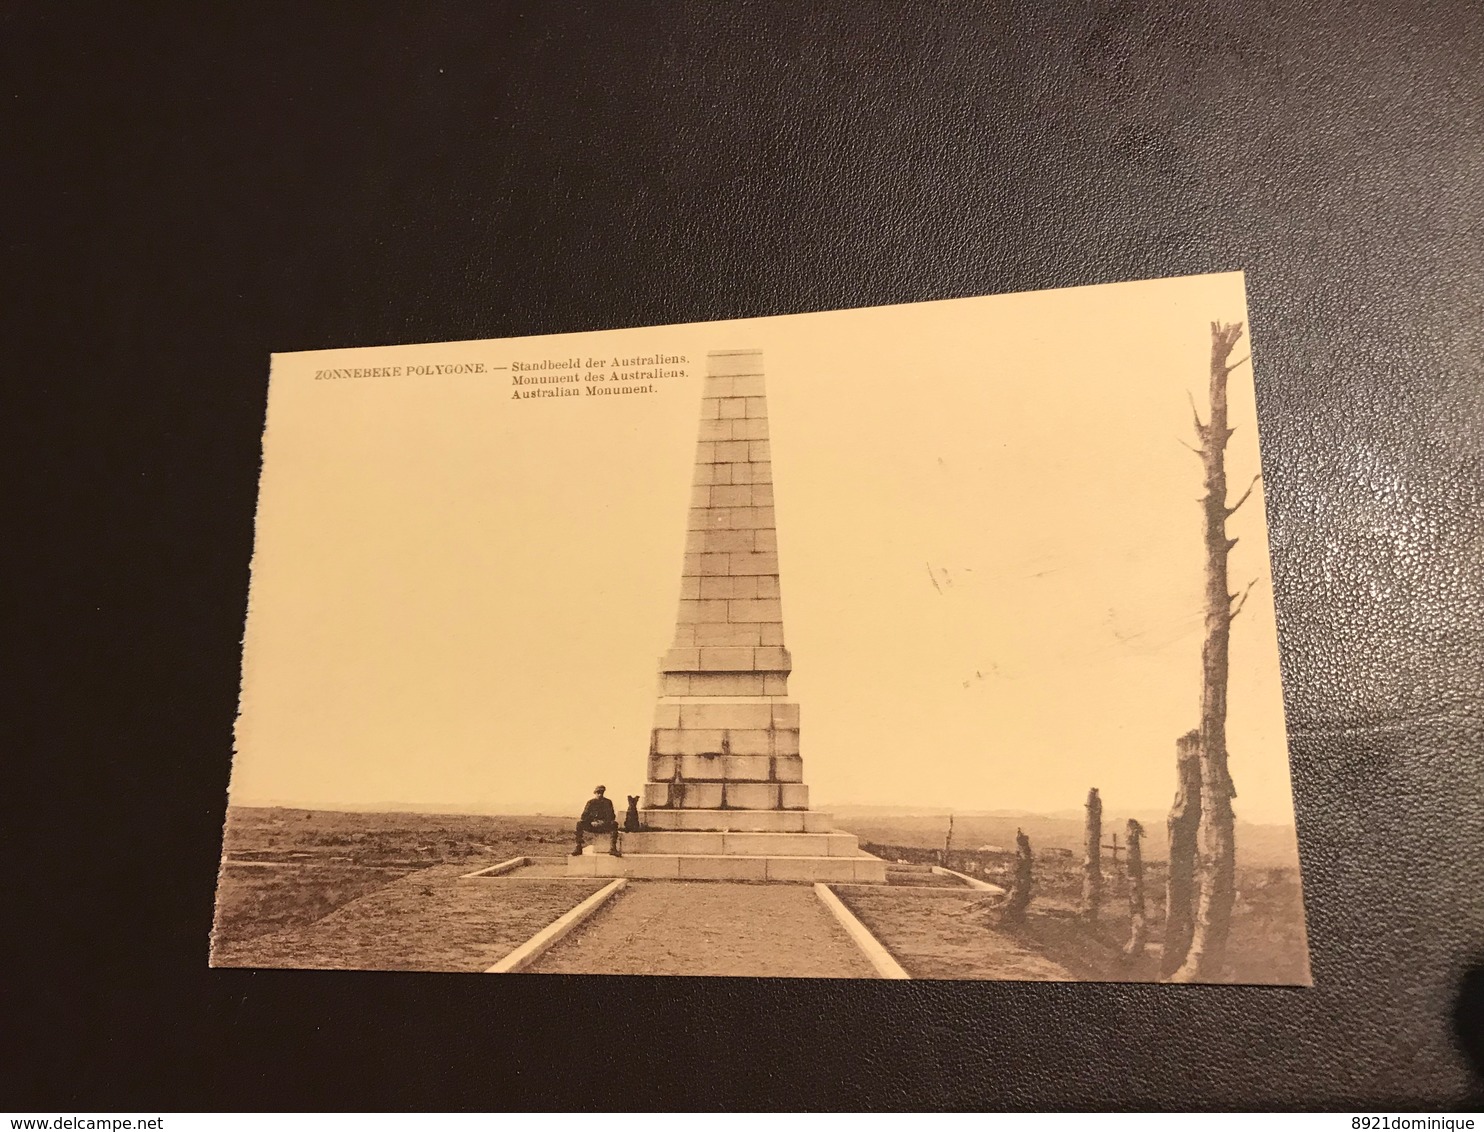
<box><xmin>231</xmin><ymin>272</ymin><xmax>1300</xmax><ymax>825</ymax></box>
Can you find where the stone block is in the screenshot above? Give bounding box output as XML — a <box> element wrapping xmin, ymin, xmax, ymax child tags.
<box><xmin>729</xmin><ymin>598</ymin><xmax>783</xmax><ymax>623</ymax></box>
<box><xmin>748</xmin><ymin>441</ymin><xmax>772</xmax><ymax>461</ymax></box>
<box><xmin>722</xmin><ymin>755</ymin><xmax>773</xmax><ymax>781</ymax></box>
<box><xmin>640</xmin><ymin>808</ymin><xmax>834</xmax><ymax>833</ymax></box>
<box><xmin>763</xmin><ymin>675</ymin><xmax>788</xmax><ymax>695</ymax></box>
<box><xmin>771</xmin><ymin>702</ymin><xmax>799</xmax><ymax>728</ymax></box>
<box><xmin>652</xmin><ymin>729</ymin><xmax>686</xmax><ymax>755</ymax></box>
<box><xmin>771</xmin><ymin>755</ymin><xmax>804</xmax><ymax>781</ymax></box>
<box><xmin>691</xmin><ymin>553</ymin><xmax>728</xmax><ymax>576</ymax></box>
<box><xmin>661</xmin><ymin>674</ymin><xmax>690</xmax><ymax>695</ymax></box>
<box><xmin>643</xmin><ymin>782</ymin><xmax>671</xmax><ymax>808</ymax></box>
<box><xmin>729</xmin><ymin>507</ymin><xmax>776</xmax><ymax>530</ymax></box>
<box><xmin>752</xmin><ymin>646</ymin><xmax>790</xmax><ymax>671</ymax></box>
<box><xmin>699</xmin><ymin>397</ymin><xmax>720</xmax><ymax>420</ymax></box>
<box><xmin>661</xmin><ymin>648</ymin><xmax>701</xmax><ymax>672</ymax></box>
<box><xmin>824</xmin><ymin>834</ymin><xmax>862</xmax><ymax>856</ymax></box>
<box><xmin>679</xmin><ymin>855</ymin><xmax>767</xmax><ymax>881</ymax></box>
<box><xmin>744</xmin><ymin>396</ymin><xmax>767</xmax><ymax>418</ymax></box>
<box><xmin>702</xmin><ymin>376</ymin><xmax>734</xmax><ymax>397</ymax></box>
<box><xmin>753</xmin><ymin>529</ymin><xmax>778</xmax><ymax>552</ymax></box>
<box><xmin>765</xmin><ymin>857</ymin><xmax>860</xmax><ymax>883</ymax></box>
<box><xmin>679</xmin><ymin>576</ymin><xmax>701</xmax><ymax>600</ymax></box>
<box><xmin>697</xmin><ymin>418</ymin><xmax>733</xmax><ymax>442</ymax></box>
<box><xmin>648</xmin><ymin>753</ymin><xmax>676</xmax><ymax>781</ymax></box>
<box><xmin>729</xmin><ymin>552</ymin><xmax>780</xmax><ymax>575</ymax></box>
<box><xmin>731</xmin><ymin>418</ymin><xmax>768</xmax><ymax>441</ymax></box>
<box><xmin>677</xmin><ymin>599</ymin><xmax>728</xmax><ymax>624</ymax></box>
<box><xmin>678</xmin><ymin>730</ymin><xmax>727</xmax><ymax>756</ymax></box>
<box><xmin>698</xmin><ymin>575</ymin><xmax>736</xmax><ymax>599</ymax></box>
<box><xmin>671</xmin><ymin>625</ymin><xmax>696</xmax><ymax>648</ymax></box>
<box><xmin>714</xmin><ymin>439</ymin><xmax>750</xmax><ymax>462</ymax></box>
<box><xmin>759</xmin><ymin>621</ymin><xmax>784</xmax><ymax>645</ymax></box>
<box><xmin>725</xmin><ymin>782</ymin><xmax>780</xmax><ymax>809</ymax></box>
<box><xmin>695</xmin><ymin>442</ymin><xmax>716</xmax><ymax>464</ymax></box>
<box><xmin>672</xmin><ymin>781</ymin><xmax>726</xmax><ymax>809</ymax></box>
<box><xmin>584</xmin><ymin>854</ymin><xmax>684</xmax><ymax>880</ymax></box>
<box><xmin>726</xmin><ymin>728</ymin><xmax>772</xmax><ymax>756</ymax></box>
<box><xmin>780</xmin><ymin>784</ymin><xmax>809</xmax><ymax>809</ymax></box>
<box><xmin>703</xmin><ymin>529</ymin><xmax>754</xmax><ymax>553</ymax></box>
<box><xmin>683</xmin><ymin>530</ymin><xmax>706</xmax><ymax>554</ymax></box>
<box><xmin>688</xmin><ymin>673</ymin><xmax>766</xmax><ymax>695</ymax></box>
<box><xmin>680</xmin><ymin>702</ymin><xmax>773</xmax><ymax>730</ymax></box>
<box><xmin>751</xmin><ymin>484</ymin><xmax>775</xmax><ymax>506</ymax></box>
<box><xmin>714</xmin><ymin>461</ymin><xmax>747</xmax><ymax>486</ymax></box>
<box><xmin>710</xmin><ymin>484</ymin><xmax>752</xmax><ymax>507</ymax></box>
<box><xmin>699</xmin><ymin>646</ymin><xmax>754</xmax><ymax>671</ymax></box>
<box><xmin>707</xmin><ymin>351</ymin><xmax>764</xmax><ymax>378</ymax></box>
<box><xmin>629</xmin><ymin>831</ymin><xmax>725</xmax><ymax>855</ymax></box>
<box><xmin>706</xmin><ymin>575</ymin><xmax>760</xmax><ymax>599</ymax></box>
<box><xmin>729</xmin><ymin>373</ymin><xmax>766</xmax><ymax>395</ymax></box>
<box><xmin>773</xmin><ymin>728</ymin><xmax>801</xmax><ymax>756</ymax></box>
<box><xmin>719</xmin><ymin>397</ymin><xmax>747</xmax><ymax>419</ymax></box>
<box><xmin>678</xmin><ymin>752</ymin><xmax>729</xmax><ymax>778</ymax></box>
<box><xmin>653</xmin><ymin>703</ymin><xmax>681</xmax><ymax>729</ymax></box>
<box><xmin>718</xmin><ymin>832</ymin><xmax>827</xmax><ymax>856</ymax></box>
<box><xmin>693</xmin><ymin>622</ymin><xmax>759</xmax><ymax>646</ymax></box>
<box><xmin>750</xmin><ymin>461</ymin><xmax>773</xmax><ymax>483</ymax></box>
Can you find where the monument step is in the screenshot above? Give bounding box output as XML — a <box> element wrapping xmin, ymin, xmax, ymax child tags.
<box><xmin>641</xmin><ymin>809</ymin><xmax>834</xmax><ymax>833</ymax></box>
<box><xmin>567</xmin><ymin>852</ymin><xmax>888</xmax><ymax>884</ymax></box>
<box><xmin>617</xmin><ymin>831</ymin><xmax>859</xmax><ymax>857</ymax></box>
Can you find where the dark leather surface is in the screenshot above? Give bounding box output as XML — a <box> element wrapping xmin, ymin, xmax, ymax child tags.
<box><xmin>8</xmin><ymin>0</ymin><xmax>1482</xmax><ymax>1111</ymax></box>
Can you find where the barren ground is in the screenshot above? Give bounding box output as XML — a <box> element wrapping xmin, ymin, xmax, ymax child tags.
<box><xmin>211</xmin><ymin>864</ymin><xmax>605</xmax><ymax>972</ymax></box>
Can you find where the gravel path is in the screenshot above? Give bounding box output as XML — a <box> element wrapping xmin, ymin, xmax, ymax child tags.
<box><xmin>531</xmin><ymin>881</ymin><xmax>880</xmax><ymax>977</ymax></box>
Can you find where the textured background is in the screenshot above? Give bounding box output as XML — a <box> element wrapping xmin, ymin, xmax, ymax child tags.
<box><xmin>8</xmin><ymin>0</ymin><xmax>1482</xmax><ymax>1111</ymax></box>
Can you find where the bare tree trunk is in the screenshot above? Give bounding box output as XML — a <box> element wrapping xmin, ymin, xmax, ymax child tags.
<box><xmin>1001</xmin><ymin>828</ymin><xmax>1034</xmax><ymax>922</ymax></box>
<box><xmin>1124</xmin><ymin>819</ymin><xmax>1147</xmax><ymax>958</ymax></box>
<box><xmin>1161</xmin><ymin>729</ymin><xmax>1203</xmax><ymax>977</ymax></box>
<box><xmin>1081</xmin><ymin>787</ymin><xmax>1102</xmax><ymax>922</ymax></box>
<box><xmin>1121</xmin><ymin>824</ymin><xmax>1145</xmax><ymax>955</ymax></box>
<box><xmin>1173</xmin><ymin>321</ymin><xmax>1250</xmax><ymax>983</ymax></box>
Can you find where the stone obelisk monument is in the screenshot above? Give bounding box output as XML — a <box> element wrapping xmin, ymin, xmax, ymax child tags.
<box><xmin>570</xmin><ymin>349</ymin><xmax>885</xmax><ymax>882</ymax></box>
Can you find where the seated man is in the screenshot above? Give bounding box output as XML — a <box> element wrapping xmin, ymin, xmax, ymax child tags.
<box><xmin>572</xmin><ymin>784</ymin><xmax>621</xmax><ymax>857</ymax></box>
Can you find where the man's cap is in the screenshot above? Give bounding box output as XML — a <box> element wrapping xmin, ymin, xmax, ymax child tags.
<box><xmin>594</xmin><ymin>785</ymin><xmax>605</xmax><ymax>793</ymax></box>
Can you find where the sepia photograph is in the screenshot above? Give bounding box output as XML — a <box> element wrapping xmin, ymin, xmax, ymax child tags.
<box><xmin>212</xmin><ymin>271</ymin><xmax>1310</xmax><ymax>982</ymax></box>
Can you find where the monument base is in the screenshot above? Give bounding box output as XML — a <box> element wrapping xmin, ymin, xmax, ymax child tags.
<box><xmin>566</xmin><ymin>817</ymin><xmax>887</xmax><ymax>883</ymax></box>
<box><xmin>567</xmin><ymin>852</ymin><xmax>887</xmax><ymax>884</ymax></box>
<box><xmin>639</xmin><ymin>808</ymin><xmax>835</xmax><ymax>833</ymax></box>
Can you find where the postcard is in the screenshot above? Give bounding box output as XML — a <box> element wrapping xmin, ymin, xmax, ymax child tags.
<box><xmin>211</xmin><ymin>272</ymin><xmax>1310</xmax><ymax>982</ymax></box>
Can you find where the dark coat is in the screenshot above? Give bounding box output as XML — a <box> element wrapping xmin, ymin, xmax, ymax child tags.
<box><xmin>580</xmin><ymin>795</ymin><xmax>616</xmax><ymax>824</ymax></box>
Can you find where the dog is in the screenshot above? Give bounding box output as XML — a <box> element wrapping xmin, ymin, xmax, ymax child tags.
<box><xmin>623</xmin><ymin>795</ymin><xmax>643</xmax><ymax>833</ymax></box>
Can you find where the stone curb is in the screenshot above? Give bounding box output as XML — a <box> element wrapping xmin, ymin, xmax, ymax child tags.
<box><xmin>485</xmin><ymin>878</ymin><xmax>627</xmax><ymax>973</ymax></box>
<box><xmin>813</xmin><ymin>883</ymin><xmax>910</xmax><ymax>980</ymax></box>
<box><xmin>930</xmin><ymin>865</ymin><xmax>1005</xmax><ymax>893</ymax></box>
<box><xmin>458</xmin><ymin>856</ymin><xmax>528</xmax><ymax>879</ymax></box>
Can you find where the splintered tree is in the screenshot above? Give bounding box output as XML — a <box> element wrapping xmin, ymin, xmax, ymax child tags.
<box><xmin>1001</xmin><ymin>828</ymin><xmax>1035</xmax><ymax>922</ymax></box>
<box><xmin>1123</xmin><ymin>819</ymin><xmax>1147</xmax><ymax>958</ymax></box>
<box><xmin>1081</xmin><ymin>787</ymin><xmax>1103</xmax><ymax>922</ymax></box>
<box><xmin>1161</xmin><ymin>729</ymin><xmax>1203</xmax><ymax>976</ymax></box>
<box><xmin>1172</xmin><ymin>321</ymin><xmax>1259</xmax><ymax>983</ymax></box>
